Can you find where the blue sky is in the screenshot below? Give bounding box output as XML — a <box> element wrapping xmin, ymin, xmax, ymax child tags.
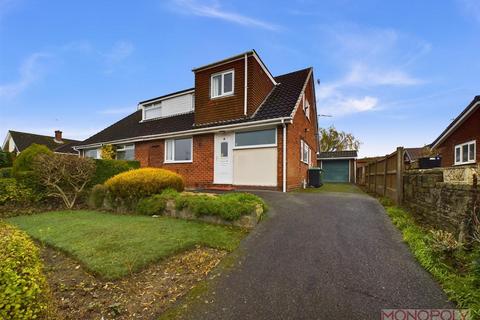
<box><xmin>0</xmin><ymin>0</ymin><xmax>479</xmax><ymax>156</ymax></box>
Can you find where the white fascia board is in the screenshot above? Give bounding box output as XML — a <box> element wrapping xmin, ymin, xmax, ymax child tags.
<box><xmin>75</xmin><ymin>117</ymin><xmax>292</xmax><ymax>150</ymax></box>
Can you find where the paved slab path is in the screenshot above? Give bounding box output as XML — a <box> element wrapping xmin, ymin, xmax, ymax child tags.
<box><xmin>183</xmin><ymin>191</ymin><xmax>452</xmax><ymax>319</ymax></box>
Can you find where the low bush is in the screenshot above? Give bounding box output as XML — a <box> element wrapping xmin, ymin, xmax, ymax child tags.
<box><xmin>0</xmin><ymin>167</ymin><xmax>12</xmax><ymax>178</ymax></box>
<box><xmin>174</xmin><ymin>192</ymin><xmax>264</xmax><ymax>221</ymax></box>
<box><xmin>429</xmin><ymin>229</ymin><xmax>462</xmax><ymax>254</ymax></box>
<box><xmin>105</xmin><ymin>168</ymin><xmax>184</xmax><ymax>201</ymax></box>
<box><xmin>136</xmin><ymin>194</ymin><xmax>167</xmax><ymax>215</ymax></box>
<box><xmin>0</xmin><ymin>178</ymin><xmax>36</xmax><ymax>205</ymax></box>
<box><xmin>88</xmin><ymin>184</ymin><xmax>108</xmax><ymax>209</ymax></box>
<box><xmin>0</xmin><ymin>221</ymin><xmax>49</xmax><ymax>319</ymax></box>
<box><xmin>91</xmin><ymin>159</ymin><xmax>140</xmax><ymax>185</ymax></box>
<box><xmin>12</xmin><ymin>144</ymin><xmax>52</xmax><ymax>176</ymax></box>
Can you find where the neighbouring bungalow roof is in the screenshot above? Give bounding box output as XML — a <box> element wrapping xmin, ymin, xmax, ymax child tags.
<box><xmin>75</xmin><ymin>67</ymin><xmax>312</xmax><ymax>148</ymax></box>
<box><xmin>431</xmin><ymin>95</ymin><xmax>480</xmax><ymax>148</ymax></box>
<box><xmin>404</xmin><ymin>147</ymin><xmax>425</xmax><ymax>162</ymax></box>
<box><xmin>318</xmin><ymin>150</ymin><xmax>358</xmax><ymax>159</ymax></box>
<box><xmin>7</xmin><ymin>131</ymin><xmax>80</xmax><ymax>153</ymax></box>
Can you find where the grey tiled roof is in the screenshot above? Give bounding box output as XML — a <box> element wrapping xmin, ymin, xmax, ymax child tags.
<box><xmin>76</xmin><ymin>67</ymin><xmax>312</xmax><ymax>147</ymax></box>
<box><xmin>9</xmin><ymin>131</ymin><xmax>80</xmax><ymax>153</ymax></box>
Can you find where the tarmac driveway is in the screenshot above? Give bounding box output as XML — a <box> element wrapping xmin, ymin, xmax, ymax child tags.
<box><xmin>182</xmin><ymin>191</ymin><xmax>452</xmax><ymax>319</ymax></box>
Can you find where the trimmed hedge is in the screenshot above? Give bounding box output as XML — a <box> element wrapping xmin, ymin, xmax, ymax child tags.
<box><xmin>12</xmin><ymin>144</ymin><xmax>52</xmax><ymax>176</ymax></box>
<box><xmin>0</xmin><ymin>222</ymin><xmax>49</xmax><ymax>319</ymax></box>
<box><xmin>91</xmin><ymin>159</ymin><xmax>140</xmax><ymax>186</ymax></box>
<box><xmin>105</xmin><ymin>168</ymin><xmax>184</xmax><ymax>201</ymax></box>
<box><xmin>88</xmin><ymin>184</ymin><xmax>108</xmax><ymax>209</ymax></box>
<box><xmin>0</xmin><ymin>151</ymin><xmax>13</xmax><ymax>168</ymax></box>
<box><xmin>0</xmin><ymin>179</ymin><xmax>36</xmax><ymax>205</ymax></box>
<box><xmin>0</xmin><ymin>167</ymin><xmax>12</xmax><ymax>178</ymax></box>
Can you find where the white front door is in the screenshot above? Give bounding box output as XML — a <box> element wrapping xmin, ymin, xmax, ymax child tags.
<box><xmin>214</xmin><ymin>132</ymin><xmax>234</xmax><ymax>184</ymax></box>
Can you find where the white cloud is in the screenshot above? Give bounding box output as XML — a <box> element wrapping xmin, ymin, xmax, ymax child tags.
<box><xmin>457</xmin><ymin>0</ymin><xmax>480</xmax><ymax>23</ymax></box>
<box><xmin>316</xmin><ymin>25</ymin><xmax>428</xmax><ymax>117</ymax></box>
<box><xmin>103</xmin><ymin>41</ymin><xmax>135</xmax><ymax>74</ymax></box>
<box><xmin>0</xmin><ymin>52</ymin><xmax>50</xmax><ymax>98</ymax></box>
<box><xmin>171</xmin><ymin>0</ymin><xmax>280</xmax><ymax>31</ymax></box>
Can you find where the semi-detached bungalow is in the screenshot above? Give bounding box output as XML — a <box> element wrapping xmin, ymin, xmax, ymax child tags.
<box><xmin>74</xmin><ymin>50</ymin><xmax>319</xmax><ymax>192</ymax></box>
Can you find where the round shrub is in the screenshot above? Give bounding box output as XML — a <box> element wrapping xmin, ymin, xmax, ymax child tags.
<box><xmin>12</xmin><ymin>144</ymin><xmax>52</xmax><ymax>176</ymax></box>
<box><xmin>0</xmin><ymin>222</ymin><xmax>49</xmax><ymax>319</ymax></box>
<box><xmin>88</xmin><ymin>184</ymin><xmax>108</xmax><ymax>209</ymax></box>
<box><xmin>136</xmin><ymin>194</ymin><xmax>167</xmax><ymax>215</ymax></box>
<box><xmin>105</xmin><ymin>168</ymin><xmax>185</xmax><ymax>200</ymax></box>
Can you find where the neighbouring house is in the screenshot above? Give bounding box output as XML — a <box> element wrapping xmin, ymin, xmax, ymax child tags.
<box><xmin>431</xmin><ymin>95</ymin><xmax>480</xmax><ymax>167</ymax></box>
<box><xmin>317</xmin><ymin>150</ymin><xmax>357</xmax><ymax>183</ymax></box>
<box><xmin>74</xmin><ymin>50</ymin><xmax>319</xmax><ymax>191</ymax></box>
<box><xmin>2</xmin><ymin>130</ymin><xmax>80</xmax><ymax>155</ymax></box>
<box><xmin>404</xmin><ymin>147</ymin><xmax>426</xmax><ymax>169</ymax></box>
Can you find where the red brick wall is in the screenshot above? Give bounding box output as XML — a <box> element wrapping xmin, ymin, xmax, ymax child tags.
<box><xmin>437</xmin><ymin>106</ymin><xmax>480</xmax><ymax>167</ymax></box>
<box><xmin>194</xmin><ymin>59</ymin><xmax>246</xmax><ymax>125</ymax></box>
<box><xmin>285</xmin><ymin>73</ymin><xmax>318</xmax><ymax>190</ymax></box>
<box><xmin>247</xmin><ymin>56</ymin><xmax>274</xmax><ymax>116</ymax></box>
<box><xmin>135</xmin><ymin>134</ymin><xmax>214</xmax><ymax>188</ymax></box>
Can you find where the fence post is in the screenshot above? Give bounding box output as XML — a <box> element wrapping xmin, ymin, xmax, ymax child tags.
<box><xmin>396</xmin><ymin>147</ymin><xmax>404</xmax><ymax>204</ymax></box>
<box><xmin>374</xmin><ymin>160</ymin><xmax>378</xmax><ymax>195</ymax></box>
<box><xmin>383</xmin><ymin>155</ymin><xmax>388</xmax><ymax>196</ymax></box>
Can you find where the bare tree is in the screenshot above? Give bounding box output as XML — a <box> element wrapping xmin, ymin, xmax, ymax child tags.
<box><xmin>33</xmin><ymin>154</ymin><xmax>95</xmax><ymax>208</ymax></box>
<box><xmin>319</xmin><ymin>126</ymin><xmax>361</xmax><ymax>152</ymax></box>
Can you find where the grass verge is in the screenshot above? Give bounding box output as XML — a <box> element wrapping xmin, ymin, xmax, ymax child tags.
<box><xmin>8</xmin><ymin>210</ymin><xmax>246</xmax><ymax>280</ymax></box>
<box><xmin>380</xmin><ymin>200</ymin><xmax>480</xmax><ymax>318</ymax></box>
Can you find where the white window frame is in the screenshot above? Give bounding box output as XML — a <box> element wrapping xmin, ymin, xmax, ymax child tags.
<box><xmin>85</xmin><ymin>148</ymin><xmax>100</xmax><ymax>159</ymax></box>
<box><xmin>454</xmin><ymin>140</ymin><xmax>476</xmax><ymax>165</ymax></box>
<box><xmin>303</xmin><ymin>95</ymin><xmax>311</xmax><ymax>120</ymax></box>
<box><xmin>164</xmin><ymin>137</ymin><xmax>193</xmax><ymax>163</ymax></box>
<box><xmin>115</xmin><ymin>144</ymin><xmax>135</xmax><ymax>161</ymax></box>
<box><xmin>143</xmin><ymin>103</ymin><xmax>162</xmax><ymax>121</ymax></box>
<box><xmin>233</xmin><ymin>128</ymin><xmax>277</xmax><ymax>150</ymax></box>
<box><xmin>301</xmin><ymin>140</ymin><xmax>310</xmax><ymax>164</ymax></box>
<box><xmin>211</xmin><ymin>69</ymin><xmax>234</xmax><ymax>98</ymax></box>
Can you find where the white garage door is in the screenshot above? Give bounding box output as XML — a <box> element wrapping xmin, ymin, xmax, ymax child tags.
<box><xmin>233</xmin><ymin>147</ymin><xmax>277</xmax><ymax>186</ymax></box>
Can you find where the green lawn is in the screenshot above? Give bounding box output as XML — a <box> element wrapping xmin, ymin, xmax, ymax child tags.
<box><xmin>8</xmin><ymin>211</ymin><xmax>246</xmax><ymax>280</ymax></box>
<box><xmin>296</xmin><ymin>183</ymin><xmax>363</xmax><ymax>194</ymax></box>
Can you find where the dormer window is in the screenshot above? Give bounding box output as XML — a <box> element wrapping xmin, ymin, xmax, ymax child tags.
<box><xmin>211</xmin><ymin>70</ymin><xmax>234</xmax><ymax>98</ymax></box>
<box><xmin>144</xmin><ymin>103</ymin><xmax>162</xmax><ymax>120</ymax></box>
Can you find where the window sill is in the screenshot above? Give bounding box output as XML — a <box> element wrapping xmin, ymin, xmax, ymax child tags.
<box><xmin>211</xmin><ymin>93</ymin><xmax>234</xmax><ymax>100</ymax></box>
<box><xmin>453</xmin><ymin>161</ymin><xmax>476</xmax><ymax>166</ymax></box>
<box><xmin>164</xmin><ymin>160</ymin><xmax>193</xmax><ymax>164</ymax></box>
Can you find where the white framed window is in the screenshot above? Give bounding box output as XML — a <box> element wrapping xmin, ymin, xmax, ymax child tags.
<box><xmin>211</xmin><ymin>70</ymin><xmax>234</xmax><ymax>98</ymax></box>
<box><xmin>300</xmin><ymin>140</ymin><xmax>310</xmax><ymax>165</ymax></box>
<box><xmin>85</xmin><ymin>148</ymin><xmax>100</xmax><ymax>159</ymax></box>
<box><xmin>116</xmin><ymin>144</ymin><xmax>135</xmax><ymax>161</ymax></box>
<box><xmin>165</xmin><ymin>137</ymin><xmax>193</xmax><ymax>163</ymax></box>
<box><xmin>454</xmin><ymin>140</ymin><xmax>476</xmax><ymax>165</ymax></box>
<box><xmin>144</xmin><ymin>103</ymin><xmax>162</xmax><ymax>120</ymax></box>
<box><xmin>234</xmin><ymin>128</ymin><xmax>277</xmax><ymax>149</ymax></box>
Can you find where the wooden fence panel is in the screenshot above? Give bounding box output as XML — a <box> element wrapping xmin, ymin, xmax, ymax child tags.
<box><xmin>360</xmin><ymin>147</ymin><xmax>404</xmax><ymax>204</ymax></box>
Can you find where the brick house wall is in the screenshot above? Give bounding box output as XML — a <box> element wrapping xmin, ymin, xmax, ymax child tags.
<box><xmin>437</xmin><ymin>106</ymin><xmax>480</xmax><ymax>167</ymax></box>
<box><xmin>247</xmin><ymin>57</ymin><xmax>274</xmax><ymax>116</ymax></box>
<box><xmin>194</xmin><ymin>55</ymin><xmax>273</xmax><ymax>125</ymax></box>
<box><xmin>135</xmin><ymin>133</ymin><xmax>214</xmax><ymax>188</ymax></box>
<box><xmin>285</xmin><ymin>74</ymin><xmax>318</xmax><ymax>190</ymax></box>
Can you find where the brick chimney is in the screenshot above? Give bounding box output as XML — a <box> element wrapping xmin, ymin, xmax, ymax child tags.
<box><xmin>54</xmin><ymin>130</ymin><xmax>63</xmax><ymax>142</ymax></box>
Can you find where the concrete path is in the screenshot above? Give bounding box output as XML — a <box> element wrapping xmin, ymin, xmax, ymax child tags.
<box><xmin>182</xmin><ymin>191</ymin><xmax>452</xmax><ymax>319</ymax></box>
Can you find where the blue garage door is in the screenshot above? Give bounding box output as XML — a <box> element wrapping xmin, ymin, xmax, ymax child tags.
<box><xmin>322</xmin><ymin>160</ymin><xmax>349</xmax><ymax>182</ymax></box>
